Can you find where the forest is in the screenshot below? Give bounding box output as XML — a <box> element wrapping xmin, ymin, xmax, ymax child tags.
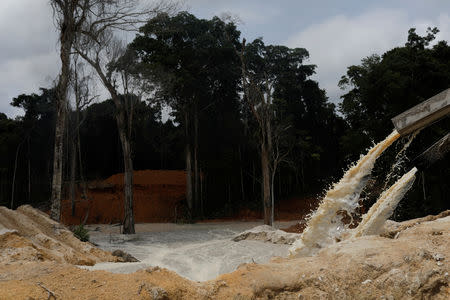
<box><xmin>0</xmin><ymin>10</ymin><xmax>449</xmax><ymax>229</ymax></box>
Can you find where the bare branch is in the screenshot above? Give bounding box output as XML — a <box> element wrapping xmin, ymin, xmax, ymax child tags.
<box><xmin>37</xmin><ymin>282</ymin><xmax>56</xmax><ymax>300</ymax></box>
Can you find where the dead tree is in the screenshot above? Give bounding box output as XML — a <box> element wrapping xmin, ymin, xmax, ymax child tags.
<box><xmin>239</xmin><ymin>39</ymin><xmax>274</xmax><ymax>225</ymax></box>
<box><xmin>239</xmin><ymin>39</ymin><xmax>292</xmax><ymax>226</ymax></box>
<box><xmin>73</xmin><ymin>0</ymin><xmax>177</xmax><ymax>234</ymax></box>
<box><xmin>269</xmin><ymin>125</ymin><xmax>292</xmax><ymax>225</ymax></box>
<box><xmin>50</xmin><ymin>0</ymin><xmax>90</xmax><ymax>221</ymax></box>
<box><xmin>75</xmin><ymin>36</ymin><xmax>136</xmax><ymax>234</ymax></box>
<box><xmin>69</xmin><ymin>55</ymin><xmax>96</xmax><ymax>216</ymax></box>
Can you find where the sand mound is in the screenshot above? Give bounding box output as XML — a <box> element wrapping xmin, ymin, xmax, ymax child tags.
<box><xmin>233</xmin><ymin>225</ymin><xmax>301</xmax><ymax>245</ymax></box>
<box><xmin>0</xmin><ymin>210</ymin><xmax>448</xmax><ymax>299</ymax></box>
<box><xmin>61</xmin><ymin>170</ymin><xmax>187</xmax><ymax>225</ymax></box>
<box><xmin>0</xmin><ymin>205</ymin><xmax>115</xmax><ymax>266</ymax></box>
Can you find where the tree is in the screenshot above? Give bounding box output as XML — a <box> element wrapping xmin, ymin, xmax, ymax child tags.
<box><xmin>240</xmin><ymin>38</ymin><xmax>318</xmax><ymax>225</ymax></box>
<box><xmin>130</xmin><ymin>12</ymin><xmax>242</xmax><ymax>218</ymax></box>
<box><xmin>69</xmin><ymin>55</ymin><xmax>96</xmax><ymax>216</ymax></box>
<box><xmin>72</xmin><ymin>0</ymin><xmax>177</xmax><ymax>233</ymax></box>
<box><xmin>49</xmin><ymin>0</ymin><xmax>90</xmax><ymax>221</ymax></box>
<box><xmin>7</xmin><ymin>89</ymin><xmax>56</xmax><ymax>208</ymax></box>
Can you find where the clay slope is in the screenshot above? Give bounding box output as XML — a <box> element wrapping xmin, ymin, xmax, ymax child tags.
<box><xmin>0</xmin><ymin>205</ymin><xmax>115</xmax><ymax>266</ymax></box>
<box><xmin>0</xmin><ymin>210</ymin><xmax>448</xmax><ymax>299</ymax></box>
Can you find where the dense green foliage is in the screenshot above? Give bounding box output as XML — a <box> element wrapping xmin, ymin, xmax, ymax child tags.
<box><xmin>0</xmin><ymin>89</ymin><xmax>56</xmax><ymax>207</ymax></box>
<box><xmin>0</xmin><ymin>15</ymin><xmax>448</xmax><ymax>220</ymax></box>
<box><xmin>130</xmin><ymin>12</ymin><xmax>244</xmax><ymax>216</ymax></box>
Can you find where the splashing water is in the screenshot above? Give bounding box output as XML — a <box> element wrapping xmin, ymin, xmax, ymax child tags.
<box><xmin>382</xmin><ymin>130</ymin><xmax>420</xmax><ymax>191</ymax></box>
<box><xmin>351</xmin><ymin>167</ymin><xmax>417</xmax><ymax>237</ymax></box>
<box><xmin>290</xmin><ymin>130</ymin><xmax>400</xmax><ymax>256</ymax></box>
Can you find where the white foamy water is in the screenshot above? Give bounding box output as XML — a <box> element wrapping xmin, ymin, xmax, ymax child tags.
<box><xmin>83</xmin><ymin>222</ymin><xmax>294</xmax><ymax>281</ymax></box>
<box><xmin>352</xmin><ymin>167</ymin><xmax>417</xmax><ymax>237</ymax></box>
<box><xmin>290</xmin><ymin>130</ymin><xmax>400</xmax><ymax>256</ymax></box>
<box><xmin>382</xmin><ymin>130</ymin><xmax>419</xmax><ymax>190</ymax></box>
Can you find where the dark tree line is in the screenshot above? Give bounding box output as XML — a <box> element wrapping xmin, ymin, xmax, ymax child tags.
<box><xmin>0</xmin><ymin>14</ymin><xmax>448</xmax><ymax>223</ymax></box>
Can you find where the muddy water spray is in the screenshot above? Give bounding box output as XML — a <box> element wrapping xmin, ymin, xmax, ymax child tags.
<box><xmin>382</xmin><ymin>130</ymin><xmax>420</xmax><ymax>190</ymax></box>
<box><xmin>290</xmin><ymin>130</ymin><xmax>400</xmax><ymax>256</ymax></box>
<box><xmin>351</xmin><ymin>167</ymin><xmax>417</xmax><ymax>237</ymax></box>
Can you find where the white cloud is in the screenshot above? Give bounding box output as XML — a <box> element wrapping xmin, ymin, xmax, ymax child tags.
<box><xmin>0</xmin><ymin>0</ymin><xmax>57</xmax><ymax>60</ymax></box>
<box><xmin>0</xmin><ymin>0</ymin><xmax>58</xmax><ymax>117</ymax></box>
<box><xmin>286</xmin><ymin>9</ymin><xmax>450</xmax><ymax>104</ymax></box>
<box><xmin>1</xmin><ymin>1</ymin><xmax>449</xmax><ymax>117</ymax></box>
<box><xmin>0</xmin><ymin>51</ymin><xmax>59</xmax><ymax>116</ymax></box>
<box><xmin>218</xmin><ymin>6</ymin><xmax>280</xmax><ymax>25</ymax></box>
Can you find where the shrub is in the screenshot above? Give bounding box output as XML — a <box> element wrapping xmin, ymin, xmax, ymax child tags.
<box><xmin>73</xmin><ymin>224</ymin><xmax>90</xmax><ymax>242</ymax></box>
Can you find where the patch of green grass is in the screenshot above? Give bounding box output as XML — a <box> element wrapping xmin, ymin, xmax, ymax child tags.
<box><xmin>72</xmin><ymin>224</ymin><xmax>90</xmax><ymax>242</ymax></box>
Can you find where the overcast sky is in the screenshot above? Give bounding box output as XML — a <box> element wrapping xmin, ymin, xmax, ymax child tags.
<box><xmin>1</xmin><ymin>0</ymin><xmax>450</xmax><ymax>117</ymax></box>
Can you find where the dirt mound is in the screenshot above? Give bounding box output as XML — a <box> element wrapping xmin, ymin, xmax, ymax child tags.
<box><xmin>61</xmin><ymin>170</ymin><xmax>187</xmax><ymax>225</ymax></box>
<box><xmin>0</xmin><ymin>210</ymin><xmax>448</xmax><ymax>299</ymax></box>
<box><xmin>0</xmin><ymin>205</ymin><xmax>115</xmax><ymax>266</ymax></box>
<box><xmin>233</xmin><ymin>225</ymin><xmax>301</xmax><ymax>244</ymax></box>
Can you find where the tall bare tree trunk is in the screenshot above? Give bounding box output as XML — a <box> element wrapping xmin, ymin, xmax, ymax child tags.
<box><xmin>110</xmin><ymin>94</ymin><xmax>135</xmax><ymax>234</ymax></box>
<box><xmin>108</xmin><ymin>91</ymin><xmax>135</xmax><ymax>234</ymax></box>
<box><xmin>27</xmin><ymin>138</ymin><xmax>31</xmax><ymax>203</ymax></box>
<box><xmin>271</xmin><ymin>168</ymin><xmax>276</xmax><ymax>225</ymax></box>
<box><xmin>121</xmin><ymin>133</ymin><xmax>135</xmax><ymax>234</ymax></box>
<box><xmin>252</xmin><ymin>162</ymin><xmax>256</xmax><ymax>194</ymax></box>
<box><xmin>186</xmin><ymin>144</ymin><xmax>193</xmax><ymax>215</ymax></box>
<box><xmin>69</xmin><ymin>132</ymin><xmax>77</xmax><ymax>216</ymax></box>
<box><xmin>11</xmin><ymin>141</ymin><xmax>22</xmax><ymax>209</ymax></box>
<box><xmin>184</xmin><ymin>111</ymin><xmax>193</xmax><ymax>217</ymax></box>
<box><xmin>193</xmin><ymin>105</ymin><xmax>199</xmax><ymax>215</ymax></box>
<box><xmin>200</xmin><ymin>168</ymin><xmax>204</xmax><ymax>217</ymax></box>
<box><xmin>239</xmin><ymin>40</ymin><xmax>275</xmax><ymax>226</ymax></box>
<box><xmin>75</xmin><ymin>51</ymin><xmax>137</xmax><ymax>234</ymax></box>
<box><xmin>50</xmin><ymin>97</ymin><xmax>67</xmax><ymax>220</ymax></box>
<box><xmin>239</xmin><ymin>147</ymin><xmax>245</xmax><ymax>203</ymax></box>
<box><xmin>70</xmin><ymin>0</ymin><xmax>178</xmax><ymax>232</ymax></box>
<box><xmin>77</xmin><ymin>116</ymin><xmax>87</xmax><ymax>201</ymax></box>
<box><xmin>261</xmin><ymin>143</ymin><xmax>271</xmax><ymax>225</ymax></box>
<box><xmin>50</xmin><ymin>19</ymin><xmax>73</xmax><ymax>221</ymax></box>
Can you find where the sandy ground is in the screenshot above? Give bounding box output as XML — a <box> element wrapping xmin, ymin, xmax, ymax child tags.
<box><xmin>0</xmin><ymin>206</ymin><xmax>116</xmax><ymax>266</ymax></box>
<box><xmin>0</xmin><ymin>206</ymin><xmax>449</xmax><ymax>299</ymax></box>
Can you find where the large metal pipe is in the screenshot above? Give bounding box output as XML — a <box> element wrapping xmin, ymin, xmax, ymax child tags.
<box><xmin>392</xmin><ymin>88</ymin><xmax>450</xmax><ymax>136</ymax></box>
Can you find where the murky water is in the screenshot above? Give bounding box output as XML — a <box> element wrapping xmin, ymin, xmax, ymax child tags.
<box><xmin>83</xmin><ymin>222</ymin><xmax>295</xmax><ymax>281</ymax></box>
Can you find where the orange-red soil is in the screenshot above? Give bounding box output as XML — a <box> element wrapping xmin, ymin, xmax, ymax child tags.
<box><xmin>61</xmin><ymin>170</ymin><xmax>320</xmax><ymax>226</ymax></box>
<box><xmin>61</xmin><ymin>170</ymin><xmax>186</xmax><ymax>225</ymax></box>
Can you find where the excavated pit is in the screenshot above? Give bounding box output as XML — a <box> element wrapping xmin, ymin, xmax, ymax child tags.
<box><xmin>0</xmin><ymin>205</ymin><xmax>449</xmax><ymax>299</ymax></box>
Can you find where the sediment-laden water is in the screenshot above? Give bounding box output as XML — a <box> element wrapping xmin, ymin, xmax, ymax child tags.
<box><xmin>351</xmin><ymin>167</ymin><xmax>417</xmax><ymax>237</ymax></box>
<box><xmin>84</xmin><ymin>222</ymin><xmax>294</xmax><ymax>281</ymax></box>
<box><xmin>290</xmin><ymin>130</ymin><xmax>400</xmax><ymax>256</ymax></box>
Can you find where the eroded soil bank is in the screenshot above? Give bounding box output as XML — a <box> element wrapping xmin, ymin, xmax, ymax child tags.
<box><xmin>0</xmin><ymin>206</ymin><xmax>449</xmax><ymax>299</ymax></box>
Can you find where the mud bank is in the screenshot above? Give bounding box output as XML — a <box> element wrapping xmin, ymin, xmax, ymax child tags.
<box><xmin>0</xmin><ymin>205</ymin><xmax>115</xmax><ymax>266</ymax></box>
<box><xmin>0</xmin><ymin>206</ymin><xmax>448</xmax><ymax>299</ymax></box>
